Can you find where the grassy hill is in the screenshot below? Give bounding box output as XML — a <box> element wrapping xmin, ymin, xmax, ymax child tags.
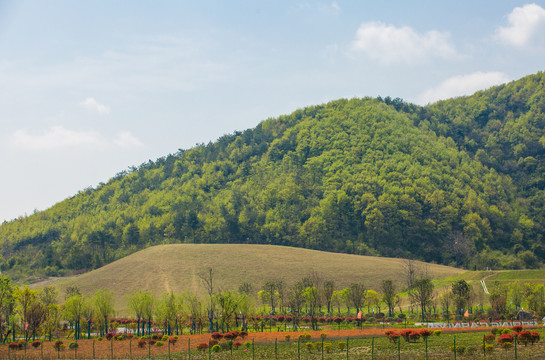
<box><xmin>36</xmin><ymin>244</ymin><xmax>465</xmax><ymax>314</ymax></box>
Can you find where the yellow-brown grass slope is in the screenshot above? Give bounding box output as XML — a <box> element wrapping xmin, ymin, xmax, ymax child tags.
<box><xmin>46</xmin><ymin>244</ymin><xmax>464</xmax><ymax>313</ymax></box>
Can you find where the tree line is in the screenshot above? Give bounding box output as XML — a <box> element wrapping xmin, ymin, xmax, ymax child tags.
<box><xmin>1</xmin><ymin>266</ymin><xmax>544</xmax><ymax>342</ymax></box>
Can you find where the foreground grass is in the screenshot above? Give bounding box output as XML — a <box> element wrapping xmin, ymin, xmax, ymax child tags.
<box><xmin>3</xmin><ymin>327</ymin><xmax>544</xmax><ymax>359</ymax></box>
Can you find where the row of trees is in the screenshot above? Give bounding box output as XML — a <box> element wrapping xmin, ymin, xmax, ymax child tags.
<box><xmin>1</xmin><ymin>269</ymin><xmax>544</xmax><ymax>342</ymax></box>
<box><xmin>0</xmin><ymin>275</ymin><xmax>115</xmax><ymax>342</ymax></box>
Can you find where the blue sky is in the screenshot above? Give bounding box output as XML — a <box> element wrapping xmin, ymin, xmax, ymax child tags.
<box><xmin>1</xmin><ymin>0</ymin><xmax>545</xmax><ymax>222</ymax></box>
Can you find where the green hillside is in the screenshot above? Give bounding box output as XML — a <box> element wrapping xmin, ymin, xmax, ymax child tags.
<box><xmin>33</xmin><ymin>244</ymin><xmax>464</xmax><ymax>313</ymax></box>
<box><xmin>1</xmin><ymin>72</ymin><xmax>544</xmax><ymax>280</ymax></box>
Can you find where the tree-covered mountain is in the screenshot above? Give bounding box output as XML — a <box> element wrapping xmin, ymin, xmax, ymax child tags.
<box><xmin>1</xmin><ymin>72</ymin><xmax>544</xmax><ymax>280</ymax></box>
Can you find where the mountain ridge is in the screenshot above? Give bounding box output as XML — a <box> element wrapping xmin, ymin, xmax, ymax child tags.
<box><xmin>1</xmin><ymin>71</ymin><xmax>544</xmax><ymax>281</ymax></box>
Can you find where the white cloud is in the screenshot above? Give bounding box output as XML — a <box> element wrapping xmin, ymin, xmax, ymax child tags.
<box><xmin>416</xmin><ymin>72</ymin><xmax>510</xmax><ymax>105</ymax></box>
<box><xmin>79</xmin><ymin>97</ymin><xmax>111</xmax><ymax>115</ymax></box>
<box><xmin>10</xmin><ymin>126</ymin><xmax>102</xmax><ymax>150</ymax></box>
<box><xmin>350</xmin><ymin>21</ymin><xmax>458</xmax><ymax>65</ymax></box>
<box><xmin>497</xmin><ymin>3</ymin><xmax>545</xmax><ymax>47</ymax></box>
<box><xmin>113</xmin><ymin>131</ymin><xmax>144</xmax><ymax>148</ymax></box>
<box><xmin>10</xmin><ymin>126</ymin><xmax>144</xmax><ymax>150</ymax></box>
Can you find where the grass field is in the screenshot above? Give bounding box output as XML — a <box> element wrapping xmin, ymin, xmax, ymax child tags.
<box><xmin>33</xmin><ymin>244</ymin><xmax>464</xmax><ymax>314</ymax></box>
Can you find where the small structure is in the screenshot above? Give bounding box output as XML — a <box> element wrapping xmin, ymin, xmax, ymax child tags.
<box><xmin>516</xmin><ymin>310</ymin><xmax>532</xmax><ymax>321</ymax></box>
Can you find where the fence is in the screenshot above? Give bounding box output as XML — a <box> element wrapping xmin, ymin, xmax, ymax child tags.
<box><xmin>1</xmin><ymin>330</ymin><xmax>543</xmax><ymax>359</ymax></box>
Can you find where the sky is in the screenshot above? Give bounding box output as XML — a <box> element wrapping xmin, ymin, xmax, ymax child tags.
<box><xmin>1</xmin><ymin>0</ymin><xmax>545</xmax><ymax>222</ymax></box>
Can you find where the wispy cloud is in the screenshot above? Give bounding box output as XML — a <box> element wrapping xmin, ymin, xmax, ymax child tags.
<box><xmin>79</xmin><ymin>97</ymin><xmax>111</xmax><ymax>115</ymax></box>
<box><xmin>10</xmin><ymin>126</ymin><xmax>102</xmax><ymax>150</ymax></box>
<box><xmin>10</xmin><ymin>126</ymin><xmax>144</xmax><ymax>150</ymax></box>
<box><xmin>113</xmin><ymin>131</ymin><xmax>144</xmax><ymax>148</ymax></box>
<box><xmin>292</xmin><ymin>2</ymin><xmax>340</xmax><ymax>15</ymax></box>
<box><xmin>350</xmin><ymin>21</ymin><xmax>458</xmax><ymax>65</ymax></box>
<box><xmin>496</xmin><ymin>3</ymin><xmax>545</xmax><ymax>47</ymax></box>
<box><xmin>416</xmin><ymin>72</ymin><xmax>510</xmax><ymax>105</ymax></box>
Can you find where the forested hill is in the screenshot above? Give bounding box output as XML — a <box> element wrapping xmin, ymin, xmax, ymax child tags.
<box><xmin>1</xmin><ymin>72</ymin><xmax>544</xmax><ymax>281</ymax></box>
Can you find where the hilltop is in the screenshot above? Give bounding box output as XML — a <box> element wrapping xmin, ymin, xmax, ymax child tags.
<box><xmin>1</xmin><ymin>72</ymin><xmax>544</xmax><ymax>280</ymax></box>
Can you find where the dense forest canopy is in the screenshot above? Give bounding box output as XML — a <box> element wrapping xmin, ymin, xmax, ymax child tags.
<box><xmin>1</xmin><ymin>72</ymin><xmax>545</xmax><ymax>280</ymax></box>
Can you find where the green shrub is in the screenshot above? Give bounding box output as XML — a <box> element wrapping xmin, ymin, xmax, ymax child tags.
<box><xmin>299</xmin><ymin>333</ymin><xmax>311</xmax><ymax>340</ymax></box>
<box><xmin>285</xmin><ymin>334</ymin><xmax>291</xmax><ymax>341</ymax></box>
<box><xmin>481</xmin><ymin>343</ymin><xmax>495</xmax><ymax>352</ymax></box>
<box><xmin>155</xmin><ymin>341</ymin><xmax>164</xmax><ymax>347</ymax></box>
<box><xmin>97</xmin><ymin>337</ymin><xmax>103</xmax><ymax>341</ymax></box>
<box><xmin>305</xmin><ymin>342</ymin><xmax>314</xmax><ymax>352</ymax></box>
<box><xmin>320</xmin><ymin>332</ymin><xmax>327</xmax><ymax>339</ymax></box>
<box><xmin>161</xmin><ymin>335</ymin><xmax>169</xmax><ymax>341</ymax></box>
<box><xmin>243</xmin><ymin>341</ymin><xmax>252</xmax><ymax>349</ymax></box>
<box><xmin>500</xmin><ymin>342</ymin><xmax>513</xmax><ymax>350</ymax></box>
<box><xmin>220</xmin><ymin>340</ymin><xmax>232</xmax><ymax>350</ymax></box>
<box><xmin>433</xmin><ymin>330</ymin><xmax>441</xmax><ymax>336</ymax></box>
<box><xmin>324</xmin><ymin>342</ymin><xmax>332</xmax><ymax>353</ymax></box>
<box><xmin>116</xmin><ymin>335</ymin><xmax>124</xmax><ymax>341</ymax></box>
<box><xmin>211</xmin><ymin>344</ymin><xmax>221</xmax><ymax>352</ymax></box>
<box><xmin>449</xmin><ymin>345</ymin><xmax>465</xmax><ymax>354</ymax></box>
<box><xmin>69</xmin><ymin>342</ymin><xmax>78</xmax><ymax>349</ymax></box>
<box><xmin>337</xmin><ymin>341</ymin><xmax>347</xmax><ymax>351</ymax></box>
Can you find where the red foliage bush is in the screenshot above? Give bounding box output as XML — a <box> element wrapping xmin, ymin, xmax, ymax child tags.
<box><xmin>169</xmin><ymin>337</ymin><xmax>177</xmax><ymax>345</ymax></box>
<box><xmin>8</xmin><ymin>342</ymin><xmax>18</xmax><ymax>350</ymax></box>
<box><xmin>399</xmin><ymin>330</ymin><xmax>420</xmax><ymax>342</ymax></box>
<box><xmin>105</xmin><ymin>333</ymin><xmax>114</xmax><ymax>341</ymax></box>
<box><xmin>385</xmin><ymin>330</ymin><xmax>400</xmax><ymax>343</ymax></box>
<box><xmin>126</xmin><ymin>334</ymin><xmax>134</xmax><ymax>339</ymax></box>
<box><xmin>497</xmin><ymin>333</ymin><xmax>514</xmax><ymax>345</ymax></box>
<box><xmin>484</xmin><ymin>334</ymin><xmax>496</xmax><ymax>343</ymax></box>
<box><xmin>530</xmin><ymin>331</ymin><xmax>540</xmax><ymax>344</ymax></box>
<box><xmin>233</xmin><ymin>341</ymin><xmax>242</xmax><ymax>349</ymax></box>
<box><xmin>197</xmin><ymin>343</ymin><xmax>209</xmax><ymax>351</ymax></box>
<box><xmin>137</xmin><ymin>339</ymin><xmax>147</xmax><ymax>348</ymax></box>
<box><xmin>511</xmin><ymin>326</ymin><xmax>523</xmax><ymax>333</ymax></box>
<box><xmin>239</xmin><ymin>330</ymin><xmax>248</xmax><ymax>338</ymax></box>
<box><xmin>333</xmin><ymin>317</ymin><xmax>343</xmax><ymax>324</ymax></box>
<box><xmin>275</xmin><ymin>315</ymin><xmax>285</xmax><ymax>322</ymax></box>
<box><xmin>419</xmin><ymin>330</ymin><xmax>431</xmax><ymax>338</ymax></box>
<box><xmin>209</xmin><ymin>339</ymin><xmax>218</xmax><ymax>346</ymax></box>
<box><xmin>400</xmin><ymin>330</ymin><xmax>412</xmax><ymax>342</ymax></box>
<box><xmin>223</xmin><ymin>332</ymin><xmax>236</xmax><ymax>340</ymax></box>
<box><xmin>408</xmin><ymin>331</ymin><xmax>421</xmax><ymax>342</ymax></box>
<box><xmin>517</xmin><ymin>331</ymin><xmax>532</xmax><ymax>346</ymax></box>
<box><xmin>211</xmin><ymin>332</ymin><xmax>223</xmax><ymax>340</ymax></box>
<box><xmin>31</xmin><ymin>340</ymin><xmax>41</xmax><ymax>348</ymax></box>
